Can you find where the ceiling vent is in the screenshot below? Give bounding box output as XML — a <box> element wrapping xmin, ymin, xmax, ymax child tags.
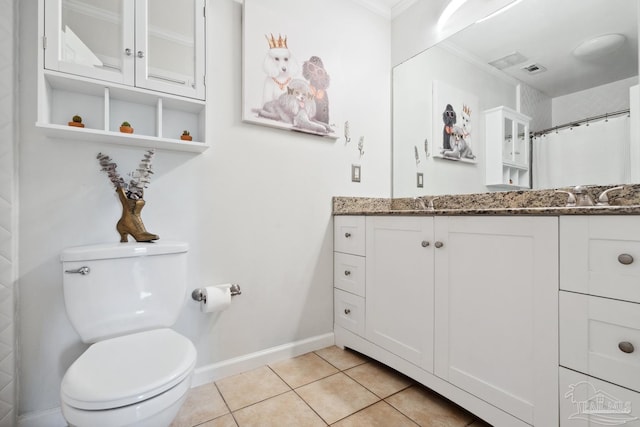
<box><xmin>488</xmin><ymin>52</ymin><xmax>528</xmax><ymax>70</ymax></box>
<box><xmin>521</xmin><ymin>63</ymin><xmax>547</xmax><ymax>74</ymax></box>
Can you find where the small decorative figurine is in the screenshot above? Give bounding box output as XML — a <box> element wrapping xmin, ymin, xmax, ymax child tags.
<box><xmin>119</xmin><ymin>121</ymin><xmax>134</xmax><ymax>133</ymax></box>
<box><xmin>97</xmin><ymin>150</ymin><xmax>159</xmax><ymax>242</ymax></box>
<box><xmin>68</xmin><ymin>115</ymin><xmax>84</xmax><ymax>128</ymax></box>
<box><xmin>180</xmin><ymin>130</ymin><xmax>192</xmax><ymax>141</ymax></box>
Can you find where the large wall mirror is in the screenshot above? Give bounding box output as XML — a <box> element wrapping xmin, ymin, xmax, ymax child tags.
<box><xmin>393</xmin><ymin>0</ymin><xmax>639</xmax><ymax>197</ymax></box>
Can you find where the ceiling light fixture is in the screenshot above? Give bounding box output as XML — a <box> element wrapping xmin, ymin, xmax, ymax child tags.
<box><xmin>437</xmin><ymin>0</ymin><xmax>468</xmax><ymax>30</ymax></box>
<box><xmin>573</xmin><ymin>34</ymin><xmax>626</xmax><ymax>58</ymax></box>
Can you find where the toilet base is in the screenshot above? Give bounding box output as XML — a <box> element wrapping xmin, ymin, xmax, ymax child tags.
<box><xmin>62</xmin><ymin>373</ymin><xmax>192</xmax><ymax>427</ymax></box>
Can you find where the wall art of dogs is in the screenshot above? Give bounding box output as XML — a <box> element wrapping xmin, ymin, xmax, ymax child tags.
<box><xmin>262</xmin><ymin>34</ymin><xmax>299</xmax><ymax>105</ymax></box>
<box><xmin>302</xmin><ymin>56</ymin><xmax>330</xmax><ymax>124</ymax></box>
<box><xmin>442</xmin><ymin>104</ymin><xmax>456</xmax><ymax>150</ymax></box>
<box><xmin>253</xmin><ymin>79</ymin><xmax>333</xmax><ymax>135</ymax></box>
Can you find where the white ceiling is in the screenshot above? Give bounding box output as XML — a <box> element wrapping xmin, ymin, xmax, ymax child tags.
<box><xmin>441</xmin><ymin>0</ymin><xmax>638</xmax><ymax>97</ymax></box>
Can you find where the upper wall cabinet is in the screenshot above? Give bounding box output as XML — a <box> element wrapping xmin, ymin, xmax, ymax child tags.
<box><xmin>38</xmin><ymin>0</ymin><xmax>208</xmax><ymax>153</ymax></box>
<box><xmin>44</xmin><ymin>0</ymin><xmax>205</xmax><ymax>100</ymax></box>
<box><xmin>485</xmin><ymin>107</ymin><xmax>531</xmax><ymax>190</ymax></box>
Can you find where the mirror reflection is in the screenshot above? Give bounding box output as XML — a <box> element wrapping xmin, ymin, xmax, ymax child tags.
<box><xmin>392</xmin><ymin>0</ymin><xmax>639</xmax><ymax>197</ymax></box>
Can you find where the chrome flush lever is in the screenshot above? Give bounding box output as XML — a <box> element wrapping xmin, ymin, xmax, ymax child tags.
<box><xmin>65</xmin><ymin>266</ymin><xmax>90</xmax><ymax>275</ymax></box>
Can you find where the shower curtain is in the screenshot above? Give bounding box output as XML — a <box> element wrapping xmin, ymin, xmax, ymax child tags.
<box><xmin>532</xmin><ymin>115</ymin><xmax>631</xmax><ymax>188</ymax></box>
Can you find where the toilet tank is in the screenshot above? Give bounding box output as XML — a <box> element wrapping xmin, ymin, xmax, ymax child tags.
<box><xmin>61</xmin><ymin>241</ymin><xmax>188</xmax><ymax>343</ymax></box>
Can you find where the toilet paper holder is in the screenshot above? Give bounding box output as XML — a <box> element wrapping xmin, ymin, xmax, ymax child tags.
<box><xmin>191</xmin><ymin>284</ymin><xmax>241</xmax><ymax>303</ymax></box>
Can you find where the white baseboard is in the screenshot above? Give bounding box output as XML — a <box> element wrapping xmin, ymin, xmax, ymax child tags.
<box><xmin>18</xmin><ymin>333</ymin><xmax>335</xmax><ymax>426</ymax></box>
<box><xmin>191</xmin><ymin>332</ymin><xmax>335</xmax><ymax>387</ymax></box>
<box><xmin>18</xmin><ymin>408</ymin><xmax>67</xmax><ymax>427</ymax></box>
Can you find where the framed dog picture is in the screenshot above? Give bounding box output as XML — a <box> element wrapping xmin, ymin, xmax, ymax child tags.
<box><xmin>242</xmin><ymin>0</ymin><xmax>338</xmax><ymax>138</ymax></box>
<box><xmin>432</xmin><ymin>81</ymin><xmax>479</xmax><ymax>164</ymax></box>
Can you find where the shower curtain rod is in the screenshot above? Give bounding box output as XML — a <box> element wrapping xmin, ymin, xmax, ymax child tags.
<box><xmin>531</xmin><ymin>108</ymin><xmax>630</xmax><ymax>137</ymax></box>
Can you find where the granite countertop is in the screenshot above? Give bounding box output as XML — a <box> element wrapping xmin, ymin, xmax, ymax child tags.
<box><xmin>333</xmin><ymin>185</ymin><xmax>640</xmax><ymax>216</ymax></box>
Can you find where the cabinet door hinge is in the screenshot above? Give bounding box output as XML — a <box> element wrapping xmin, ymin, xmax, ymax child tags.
<box><xmin>42</xmin><ymin>36</ymin><xmax>47</xmax><ymax>49</ymax></box>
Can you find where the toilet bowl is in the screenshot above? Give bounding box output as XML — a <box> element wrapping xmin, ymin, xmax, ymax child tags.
<box><xmin>61</xmin><ymin>329</ymin><xmax>196</xmax><ymax>427</ymax></box>
<box><xmin>60</xmin><ymin>242</ymin><xmax>195</xmax><ymax>427</ymax></box>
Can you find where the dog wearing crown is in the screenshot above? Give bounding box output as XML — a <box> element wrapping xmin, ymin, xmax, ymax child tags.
<box><xmin>262</xmin><ymin>34</ymin><xmax>299</xmax><ymax>105</ymax></box>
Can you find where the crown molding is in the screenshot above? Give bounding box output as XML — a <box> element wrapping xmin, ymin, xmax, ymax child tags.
<box><xmin>349</xmin><ymin>0</ymin><xmax>392</xmax><ymax>19</ymax></box>
<box><xmin>390</xmin><ymin>0</ymin><xmax>418</xmax><ymax>19</ymax></box>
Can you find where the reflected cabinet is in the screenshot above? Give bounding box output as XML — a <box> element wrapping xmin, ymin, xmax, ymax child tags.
<box><xmin>38</xmin><ymin>0</ymin><xmax>208</xmax><ymax>152</ymax></box>
<box><xmin>485</xmin><ymin>106</ymin><xmax>531</xmax><ymax>189</ymax></box>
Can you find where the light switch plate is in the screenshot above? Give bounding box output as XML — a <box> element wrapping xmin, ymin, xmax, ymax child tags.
<box><xmin>417</xmin><ymin>172</ymin><xmax>424</xmax><ymax>188</ymax></box>
<box><xmin>351</xmin><ymin>164</ymin><xmax>361</xmax><ymax>182</ymax></box>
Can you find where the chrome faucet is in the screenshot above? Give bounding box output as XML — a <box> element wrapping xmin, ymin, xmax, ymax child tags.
<box><xmin>556</xmin><ymin>185</ymin><xmax>596</xmax><ymax>207</ymax></box>
<box><xmin>427</xmin><ymin>197</ymin><xmax>440</xmax><ymax>211</ymax></box>
<box><xmin>596</xmin><ymin>186</ymin><xmax>625</xmax><ymax>206</ymax></box>
<box><xmin>414</xmin><ymin>197</ymin><xmax>428</xmax><ymax>210</ymax></box>
<box><xmin>414</xmin><ymin>196</ymin><xmax>439</xmax><ymax>211</ymax></box>
<box><xmin>572</xmin><ymin>185</ymin><xmax>595</xmax><ymax>206</ymax></box>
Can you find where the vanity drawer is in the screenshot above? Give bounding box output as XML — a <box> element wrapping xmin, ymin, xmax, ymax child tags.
<box><xmin>334</xmin><ymin>289</ymin><xmax>365</xmax><ymax>336</ymax></box>
<box><xmin>334</xmin><ymin>252</ymin><xmax>365</xmax><ymax>297</ymax></box>
<box><xmin>334</xmin><ymin>216</ymin><xmax>365</xmax><ymax>256</ymax></box>
<box><xmin>560</xmin><ymin>291</ymin><xmax>640</xmax><ymax>392</ymax></box>
<box><xmin>560</xmin><ymin>216</ymin><xmax>640</xmax><ymax>303</ymax></box>
<box><xmin>559</xmin><ymin>367</ymin><xmax>640</xmax><ymax>426</ymax></box>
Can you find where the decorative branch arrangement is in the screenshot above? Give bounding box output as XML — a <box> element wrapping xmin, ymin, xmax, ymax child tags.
<box><xmin>96</xmin><ymin>150</ymin><xmax>159</xmax><ymax>243</ymax></box>
<box><xmin>97</xmin><ymin>149</ymin><xmax>155</xmax><ymax>200</ymax></box>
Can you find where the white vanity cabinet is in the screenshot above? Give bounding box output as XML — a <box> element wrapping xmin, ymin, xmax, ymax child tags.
<box><xmin>334</xmin><ymin>215</ymin><xmax>559</xmax><ymax>426</ymax></box>
<box><xmin>37</xmin><ymin>0</ymin><xmax>208</xmax><ymax>152</ymax></box>
<box><xmin>434</xmin><ymin>216</ymin><xmax>558</xmax><ymax>427</ymax></box>
<box><xmin>365</xmin><ymin>216</ymin><xmax>435</xmax><ymax>371</ymax></box>
<box><xmin>485</xmin><ymin>106</ymin><xmax>531</xmax><ymax>189</ymax></box>
<box><xmin>559</xmin><ymin>216</ymin><xmax>640</xmax><ymax>425</ymax></box>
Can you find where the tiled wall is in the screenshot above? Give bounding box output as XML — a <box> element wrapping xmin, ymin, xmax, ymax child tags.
<box><xmin>0</xmin><ymin>0</ymin><xmax>16</xmax><ymax>425</ymax></box>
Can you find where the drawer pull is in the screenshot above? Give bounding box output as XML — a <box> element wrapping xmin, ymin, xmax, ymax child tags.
<box><xmin>619</xmin><ymin>341</ymin><xmax>635</xmax><ymax>354</ymax></box>
<box><xmin>421</xmin><ymin>240</ymin><xmax>430</xmax><ymax>247</ymax></box>
<box><xmin>618</xmin><ymin>253</ymin><xmax>634</xmax><ymax>265</ymax></box>
<box><xmin>344</xmin><ymin>308</ymin><xmax>351</xmax><ymax>315</ymax></box>
<box><xmin>345</xmin><ymin>232</ymin><xmax>352</xmax><ymax>238</ymax></box>
<box><xmin>435</xmin><ymin>241</ymin><xmax>444</xmax><ymax>248</ymax></box>
<box><xmin>344</xmin><ymin>270</ymin><xmax>351</xmax><ymax>276</ymax></box>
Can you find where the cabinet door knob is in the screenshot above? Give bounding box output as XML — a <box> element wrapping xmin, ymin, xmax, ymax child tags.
<box><xmin>344</xmin><ymin>232</ymin><xmax>351</xmax><ymax>238</ymax></box>
<box><xmin>124</xmin><ymin>48</ymin><xmax>132</xmax><ymax>56</ymax></box>
<box><xmin>344</xmin><ymin>308</ymin><xmax>351</xmax><ymax>315</ymax></box>
<box><xmin>137</xmin><ymin>50</ymin><xmax>145</xmax><ymax>58</ymax></box>
<box><xmin>619</xmin><ymin>341</ymin><xmax>635</xmax><ymax>354</ymax></box>
<box><xmin>344</xmin><ymin>270</ymin><xmax>351</xmax><ymax>276</ymax></box>
<box><xmin>421</xmin><ymin>241</ymin><xmax>430</xmax><ymax>247</ymax></box>
<box><xmin>618</xmin><ymin>254</ymin><xmax>634</xmax><ymax>265</ymax></box>
<box><xmin>435</xmin><ymin>241</ymin><xmax>444</xmax><ymax>248</ymax></box>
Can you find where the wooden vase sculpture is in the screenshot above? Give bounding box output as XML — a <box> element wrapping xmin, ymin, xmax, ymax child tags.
<box><xmin>97</xmin><ymin>149</ymin><xmax>159</xmax><ymax>243</ymax></box>
<box><xmin>115</xmin><ymin>187</ymin><xmax>159</xmax><ymax>242</ymax></box>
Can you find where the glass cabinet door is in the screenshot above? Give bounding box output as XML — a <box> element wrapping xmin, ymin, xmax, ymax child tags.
<box><xmin>135</xmin><ymin>0</ymin><xmax>205</xmax><ymax>99</ymax></box>
<box><xmin>45</xmin><ymin>0</ymin><xmax>135</xmax><ymax>85</ymax></box>
<box><xmin>502</xmin><ymin>117</ymin><xmax>513</xmax><ymax>162</ymax></box>
<box><xmin>514</xmin><ymin>121</ymin><xmax>528</xmax><ymax>166</ymax></box>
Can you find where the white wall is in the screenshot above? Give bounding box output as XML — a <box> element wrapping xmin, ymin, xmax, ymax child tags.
<box><xmin>552</xmin><ymin>76</ymin><xmax>638</xmax><ymax>125</ymax></box>
<box><xmin>18</xmin><ymin>0</ymin><xmax>391</xmax><ymax>416</ymax></box>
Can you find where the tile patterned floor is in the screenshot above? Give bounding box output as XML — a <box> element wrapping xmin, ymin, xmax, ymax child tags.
<box><xmin>171</xmin><ymin>346</ymin><xmax>492</xmax><ymax>427</ymax></box>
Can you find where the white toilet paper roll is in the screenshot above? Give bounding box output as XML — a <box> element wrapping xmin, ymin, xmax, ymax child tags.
<box><xmin>201</xmin><ymin>284</ymin><xmax>232</xmax><ymax>313</ymax></box>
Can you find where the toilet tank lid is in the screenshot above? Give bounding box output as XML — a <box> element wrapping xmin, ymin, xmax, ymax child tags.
<box><xmin>61</xmin><ymin>241</ymin><xmax>188</xmax><ymax>262</ymax></box>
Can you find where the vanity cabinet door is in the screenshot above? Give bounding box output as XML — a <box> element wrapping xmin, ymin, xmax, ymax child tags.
<box><xmin>434</xmin><ymin>216</ymin><xmax>559</xmax><ymax>426</ymax></box>
<box><xmin>365</xmin><ymin>216</ymin><xmax>435</xmax><ymax>372</ymax></box>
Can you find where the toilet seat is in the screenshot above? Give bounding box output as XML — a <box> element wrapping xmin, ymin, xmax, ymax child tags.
<box><xmin>61</xmin><ymin>328</ymin><xmax>196</xmax><ymax>410</ymax></box>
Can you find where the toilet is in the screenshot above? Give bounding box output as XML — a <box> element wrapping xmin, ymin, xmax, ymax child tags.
<box><xmin>59</xmin><ymin>241</ymin><xmax>196</xmax><ymax>427</ymax></box>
